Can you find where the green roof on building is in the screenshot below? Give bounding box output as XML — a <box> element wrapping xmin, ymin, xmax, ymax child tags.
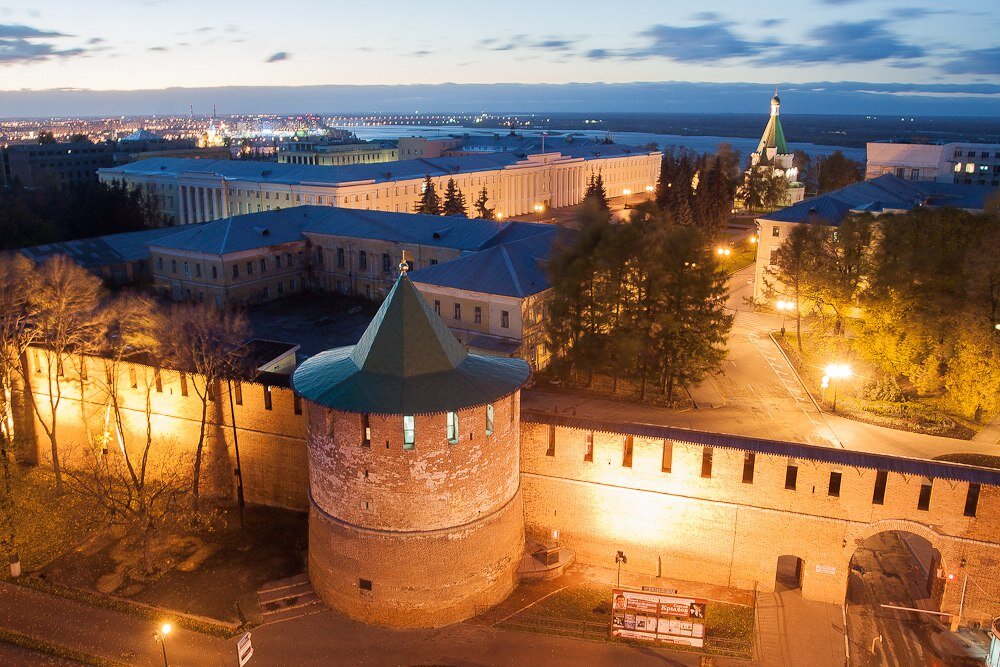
<box><xmin>755</xmin><ymin>114</ymin><xmax>789</xmax><ymax>156</ymax></box>
<box><xmin>291</xmin><ymin>272</ymin><xmax>530</xmax><ymax>415</ymax></box>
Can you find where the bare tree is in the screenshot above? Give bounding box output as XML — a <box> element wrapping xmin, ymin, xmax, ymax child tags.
<box><xmin>0</xmin><ymin>255</ymin><xmax>38</xmax><ymax>567</ymax></box>
<box><xmin>166</xmin><ymin>303</ymin><xmax>249</xmax><ymax>512</ymax></box>
<box><xmin>65</xmin><ymin>295</ymin><xmax>194</xmax><ymax>574</ymax></box>
<box><xmin>19</xmin><ymin>256</ymin><xmax>104</xmax><ymax>493</ymax></box>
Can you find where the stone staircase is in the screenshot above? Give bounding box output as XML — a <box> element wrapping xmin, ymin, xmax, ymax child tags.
<box><xmin>256</xmin><ymin>573</ymin><xmax>324</xmax><ymax>625</ymax></box>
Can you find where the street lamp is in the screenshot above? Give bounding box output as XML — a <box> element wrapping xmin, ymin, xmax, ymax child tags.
<box><xmin>155</xmin><ymin>623</ymin><xmax>172</xmax><ymax>667</ymax></box>
<box><xmin>496</xmin><ymin>211</ymin><xmax>504</xmax><ymax>221</ymax></box>
<box><xmin>533</xmin><ymin>203</ymin><xmax>544</xmax><ymax>220</ymax></box>
<box><xmin>824</xmin><ymin>363</ymin><xmax>851</xmax><ymax>413</ymax></box>
<box><xmin>645</xmin><ymin>185</ymin><xmax>654</xmax><ymax>200</ymax></box>
<box><xmin>615</xmin><ymin>550</ymin><xmax>628</xmax><ymax>588</ymax></box>
<box><xmin>622</xmin><ymin>188</ymin><xmax>631</xmax><ymax>209</ymax></box>
<box><xmin>775</xmin><ymin>300</ymin><xmax>793</xmax><ymax>336</ymax></box>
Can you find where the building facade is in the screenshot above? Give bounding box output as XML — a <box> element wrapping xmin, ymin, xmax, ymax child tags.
<box><xmin>98</xmin><ymin>144</ymin><xmax>660</xmax><ymax>225</ymax></box>
<box><xmin>744</xmin><ymin>94</ymin><xmax>805</xmax><ymax>208</ymax></box>
<box><xmin>277</xmin><ymin>140</ymin><xmax>398</xmax><ymax>166</ymax></box>
<box><xmin>866</xmin><ymin>141</ymin><xmax>1000</xmax><ymax>187</ymax></box>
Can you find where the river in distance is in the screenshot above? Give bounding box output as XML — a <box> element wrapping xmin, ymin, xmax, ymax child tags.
<box><xmin>333</xmin><ymin>124</ymin><xmax>867</xmax><ymax>163</ymax></box>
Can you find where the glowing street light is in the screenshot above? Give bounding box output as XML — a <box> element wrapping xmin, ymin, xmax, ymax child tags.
<box><xmin>496</xmin><ymin>211</ymin><xmax>504</xmax><ymax>221</ymax></box>
<box><xmin>155</xmin><ymin>623</ymin><xmax>172</xmax><ymax>667</ymax></box>
<box><xmin>824</xmin><ymin>363</ymin><xmax>851</xmax><ymax>413</ymax></box>
<box><xmin>533</xmin><ymin>203</ymin><xmax>545</xmax><ymax>220</ymax></box>
<box><xmin>622</xmin><ymin>188</ymin><xmax>632</xmax><ymax>209</ymax></box>
<box><xmin>645</xmin><ymin>185</ymin><xmax>654</xmax><ymax>200</ymax></box>
<box><xmin>749</xmin><ymin>235</ymin><xmax>758</xmax><ymax>244</ymax></box>
<box><xmin>775</xmin><ymin>300</ymin><xmax>793</xmax><ymax>336</ymax></box>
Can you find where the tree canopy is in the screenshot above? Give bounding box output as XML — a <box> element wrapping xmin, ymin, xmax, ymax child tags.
<box><xmin>415</xmin><ymin>176</ymin><xmax>441</xmax><ymax>215</ymax></box>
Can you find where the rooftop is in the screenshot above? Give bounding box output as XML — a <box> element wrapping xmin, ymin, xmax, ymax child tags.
<box><xmin>759</xmin><ymin>174</ymin><xmax>994</xmax><ymax>226</ymax></box>
<box><xmin>292</xmin><ymin>272</ymin><xmax>530</xmax><ymax>415</ymax></box>
<box><xmin>98</xmin><ymin>141</ymin><xmax>649</xmax><ymax>186</ymax></box>
<box><xmin>20</xmin><ymin>225</ymin><xmax>204</xmax><ymax>269</ymax></box>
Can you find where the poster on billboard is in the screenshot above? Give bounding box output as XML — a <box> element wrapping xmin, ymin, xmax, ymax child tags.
<box><xmin>611</xmin><ymin>588</ymin><xmax>707</xmax><ymax>648</ymax></box>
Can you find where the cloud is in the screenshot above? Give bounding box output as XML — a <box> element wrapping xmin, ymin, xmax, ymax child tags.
<box><xmin>691</xmin><ymin>11</ymin><xmax>722</xmax><ymax>21</ymax></box>
<box><xmin>817</xmin><ymin>0</ymin><xmax>862</xmax><ymax>4</ymax></box>
<box><xmin>0</xmin><ymin>23</ymin><xmax>64</xmax><ymax>38</ymax></box>
<box><xmin>480</xmin><ymin>34</ymin><xmax>579</xmax><ymax>53</ymax></box>
<box><xmin>591</xmin><ymin>21</ymin><xmax>767</xmax><ymax>62</ymax></box>
<box><xmin>410</xmin><ymin>49</ymin><xmax>432</xmax><ymax>57</ymax></box>
<box><xmin>941</xmin><ymin>48</ymin><xmax>1000</xmax><ymax>75</ymax></box>
<box><xmin>768</xmin><ymin>20</ymin><xmax>924</xmax><ymax>64</ymax></box>
<box><xmin>759</xmin><ymin>18</ymin><xmax>785</xmax><ymax>28</ymax></box>
<box><xmin>147</xmin><ymin>46</ymin><xmax>168</xmax><ymax>52</ymax></box>
<box><xmin>86</xmin><ymin>37</ymin><xmax>104</xmax><ymax>45</ymax></box>
<box><xmin>265</xmin><ymin>51</ymin><xmax>289</xmax><ymax>63</ymax></box>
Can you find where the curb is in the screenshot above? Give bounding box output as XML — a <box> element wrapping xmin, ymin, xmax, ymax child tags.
<box><xmin>0</xmin><ymin>627</ymin><xmax>130</xmax><ymax>667</ymax></box>
<box><xmin>767</xmin><ymin>331</ymin><xmax>824</xmax><ymax>414</ymax></box>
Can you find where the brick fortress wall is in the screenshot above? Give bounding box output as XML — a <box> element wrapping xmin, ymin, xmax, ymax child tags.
<box><xmin>519</xmin><ymin>418</ymin><xmax>1000</xmax><ymax>625</ymax></box>
<box><xmin>305</xmin><ymin>393</ymin><xmax>524</xmax><ymax>628</ymax></box>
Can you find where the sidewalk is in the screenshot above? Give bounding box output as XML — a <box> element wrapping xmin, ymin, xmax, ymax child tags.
<box><xmin>0</xmin><ymin>581</ymin><xmax>235</xmax><ymax>666</ymax></box>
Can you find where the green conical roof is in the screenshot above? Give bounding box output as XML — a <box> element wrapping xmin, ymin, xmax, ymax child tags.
<box><xmin>755</xmin><ymin>114</ymin><xmax>789</xmax><ymax>156</ymax></box>
<box><xmin>292</xmin><ymin>273</ymin><xmax>530</xmax><ymax>414</ymax></box>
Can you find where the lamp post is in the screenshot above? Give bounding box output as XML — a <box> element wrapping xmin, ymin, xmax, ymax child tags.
<box><xmin>615</xmin><ymin>550</ymin><xmax>628</xmax><ymax>588</ymax></box>
<box><xmin>775</xmin><ymin>300</ymin><xmax>792</xmax><ymax>336</ymax></box>
<box><xmin>155</xmin><ymin>623</ymin><xmax>172</xmax><ymax>667</ymax></box>
<box><xmin>622</xmin><ymin>189</ymin><xmax>631</xmax><ymax>209</ymax></box>
<box><xmin>645</xmin><ymin>185</ymin><xmax>654</xmax><ymax>201</ymax></box>
<box><xmin>533</xmin><ymin>203</ymin><xmax>544</xmax><ymax>221</ymax></box>
<box><xmin>824</xmin><ymin>363</ymin><xmax>851</xmax><ymax>413</ymax></box>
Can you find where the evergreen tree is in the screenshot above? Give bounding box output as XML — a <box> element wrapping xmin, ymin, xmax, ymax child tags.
<box><xmin>442</xmin><ymin>177</ymin><xmax>467</xmax><ymax>216</ymax></box>
<box><xmin>415</xmin><ymin>175</ymin><xmax>441</xmax><ymax>215</ymax></box>
<box><xmin>737</xmin><ymin>164</ymin><xmax>787</xmax><ymax>211</ymax></box>
<box><xmin>583</xmin><ymin>173</ymin><xmax>609</xmax><ymax>210</ymax></box>
<box><xmin>474</xmin><ymin>186</ymin><xmax>494</xmax><ymax>220</ymax></box>
<box><xmin>816</xmin><ymin>150</ymin><xmax>864</xmax><ymax>193</ymax></box>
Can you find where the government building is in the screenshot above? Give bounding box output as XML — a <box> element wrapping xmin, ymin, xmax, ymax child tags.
<box><xmin>97</xmin><ymin>138</ymin><xmax>660</xmax><ymax>225</ymax></box>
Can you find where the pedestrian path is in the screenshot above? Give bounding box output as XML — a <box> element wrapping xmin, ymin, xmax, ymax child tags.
<box><xmin>0</xmin><ymin>581</ymin><xmax>233</xmax><ymax>666</ymax></box>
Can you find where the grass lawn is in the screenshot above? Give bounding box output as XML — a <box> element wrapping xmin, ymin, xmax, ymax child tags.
<box><xmin>934</xmin><ymin>453</ymin><xmax>1000</xmax><ymax>470</ymax></box>
<box><xmin>774</xmin><ymin>334</ymin><xmax>977</xmax><ymax>440</ymax></box>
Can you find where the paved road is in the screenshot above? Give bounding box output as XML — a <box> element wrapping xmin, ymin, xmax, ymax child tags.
<box><xmin>845</xmin><ymin>532</ymin><xmax>986</xmax><ymax>666</ymax></box>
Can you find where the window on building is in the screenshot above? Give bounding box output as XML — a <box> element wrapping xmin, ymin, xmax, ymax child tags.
<box><xmin>403</xmin><ymin>415</ymin><xmax>415</xmax><ymax>449</ymax></box>
<box><xmin>474</xmin><ymin>306</ymin><xmax>482</xmax><ymax>324</ymax></box>
<box><xmin>361</xmin><ymin>414</ymin><xmax>371</xmax><ymax>447</ymax></box>
<box><xmin>546</xmin><ymin>424</ymin><xmax>555</xmax><ymax>456</ymax></box>
<box><xmin>742</xmin><ymin>452</ymin><xmax>756</xmax><ymax>484</ymax></box>
<box><xmin>194</xmin><ymin>264</ymin><xmax>202</xmax><ymax>277</ymax></box>
<box><xmin>485</xmin><ymin>404</ymin><xmax>494</xmax><ymax>436</ymax></box>
<box><xmin>622</xmin><ymin>435</ymin><xmax>633</xmax><ymax>468</ymax></box>
<box><xmin>917</xmin><ymin>478</ymin><xmax>933</xmax><ymax>511</ymax></box>
<box><xmin>454</xmin><ymin>303</ymin><xmax>461</xmax><ymax>320</ymax></box>
<box><xmin>258</xmin><ymin>258</ymin><xmax>266</xmax><ymax>273</ymax></box>
<box><xmin>337</xmin><ymin>247</ymin><xmax>345</xmax><ymax>268</ymax></box>
<box><xmin>430</xmin><ymin>258</ymin><xmax>438</xmax><ymax>266</ymax></box>
<box><xmin>382</xmin><ymin>253</ymin><xmax>391</xmax><ymax>273</ymax></box>
<box><xmin>287</xmin><ymin>252</ymin><xmax>293</xmax><ymax>266</ymax></box>
<box><xmin>785</xmin><ymin>463</ymin><xmax>798</xmax><ymax>490</ymax></box>
<box><xmin>769</xmin><ymin>249</ymin><xmax>778</xmax><ymax>266</ymax></box>
<box><xmin>772</xmin><ymin>226</ymin><xmax>780</xmax><ymax>237</ymax></box>
<box><xmin>661</xmin><ymin>440</ymin><xmax>672</xmax><ymax>472</ymax></box>
<box><xmin>501</xmin><ymin>310</ymin><xmax>510</xmax><ymax>328</ymax></box>
<box><xmin>212</xmin><ymin>266</ymin><xmax>218</xmax><ymax>280</ymax></box>
<box><xmin>585</xmin><ymin>432</ymin><xmax>594</xmax><ymax>462</ymax></box>
<box><xmin>434</xmin><ymin>300</ymin><xmax>441</xmax><ymax>315</ymax></box>
<box><xmin>278</xmin><ymin>282</ymin><xmax>284</xmax><ymax>295</ymax></box>
<box><xmin>872</xmin><ymin>470</ymin><xmax>888</xmax><ymax>505</ymax></box>
<box><xmin>157</xmin><ymin>257</ymin><xmax>163</xmax><ymax>270</ymax></box>
<box><xmin>128</xmin><ymin>367</ymin><xmax>137</xmax><ymax>389</ymax></box>
<box><xmin>359</xmin><ymin>578</ymin><xmax>372</xmax><ymax>592</ymax></box>
<box><xmin>247</xmin><ymin>261</ymin><xmax>254</xmax><ymax>276</ymax></box>
<box><xmin>171</xmin><ymin>259</ymin><xmax>177</xmax><ymax>274</ymax></box>
<box><xmin>964</xmin><ymin>483</ymin><xmax>981</xmax><ymax>518</ymax></box>
<box><xmin>263</xmin><ymin>384</ymin><xmax>272</xmax><ymax>410</ymax></box>
<box><xmin>262</xmin><ymin>286</ymin><xmax>269</xmax><ymax>299</ymax></box>
<box><xmin>276</xmin><ymin>254</ymin><xmax>282</xmax><ymax>268</ymax></box>
<box><xmin>232</xmin><ymin>264</ymin><xmax>239</xmax><ymax>279</ymax></box>
<box><xmin>447</xmin><ymin>411</ymin><xmax>459</xmax><ymax>444</ymax></box>
<box><xmin>359</xmin><ymin>251</ymin><xmax>367</xmax><ymax>271</ymax></box>
<box><xmin>180</xmin><ymin>373</ymin><xmax>188</xmax><ymax>397</ymax></box>
<box><xmin>828</xmin><ymin>471</ymin><xmax>842</xmax><ymax>497</ymax></box>
<box><xmin>701</xmin><ymin>447</ymin><xmax>713</xmax><ymax>478</ymax></box>
<box><xmin>510</xmin><ymin>395</ymin><xmax>515</xmax><ymax>423</ymax></box>
<box><xmin>234</xmin><ymin>381</ymin><xmax>242</xmax><ymax>405</ymax></box>
<box><xmin>154</xmin><ymin>369</ymin><xmax>162</xmax><ymax>392</ymax></box>
<box><xmin>315</xmin><ymin>247</ymin><xmax>323</xmax><ymax>265</ymax></box>
<box><xmin>293</xmin><ymin>393</ymin><xmax>302</xmax><ymax>415</ymax></box>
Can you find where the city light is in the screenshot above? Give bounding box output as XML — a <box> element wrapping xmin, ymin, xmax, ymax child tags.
<box><xmin>824</xmin><ymin>363</ymin><xmax>851</xmax><ymax>413</ymax></box>
<box><xmin>775</xmin><ymin>300</ymin><xmax>793</xmax><ymax>336</ymax></box>
<box><xmin>623</xmin><ymin>189</ymin><xmax>632</xmax><ymax>209</ymax></box>
<box><xmin>716</xmin><ymin>247</ymin><xmax>731</xmax><ymax>256</ymax></box>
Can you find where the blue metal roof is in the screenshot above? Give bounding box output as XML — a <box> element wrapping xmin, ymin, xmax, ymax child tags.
<box><xmin>303</xmin><ymin>207</ymin><xmax>506</xmax><ymax>251</ymax></box>
<box><xmin>20</xmin><ymin>225</ymin><xmax>205</xmax><ymax>268</ymax></box>
<box><xmin>523</xmin><ymin>411</ymin><xmax>1000</xmax><ymax>486</ymax></box>
<box><xmin>98</xmin><ymin>139</ymin><xmax>644</xmax><ymax>188</ymax></box>
<box><xmin>149</xmin><ymin>208</ymin><xmax>315</xmax><ymax>255</ymax></box>
<box><xmin>762</xmin><ymin>174</ymin><xmax>994</xmax><ymax>226</ymax></box>
<box><xmin>409</xmin><ymin>225</ymin><xmax>558</xmax><ymax>298</ymax></box>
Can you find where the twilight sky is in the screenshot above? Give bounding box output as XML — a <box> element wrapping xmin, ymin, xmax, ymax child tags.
<box><xmin>0</xmin><ymin>0</ymin><xmax>997</xmax><ymax>114</ymax></box>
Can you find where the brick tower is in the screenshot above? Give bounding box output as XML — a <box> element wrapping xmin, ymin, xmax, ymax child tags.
<box><xmin>292</xmin><ymin>265</ymin><xmax>530</xmax><ymax>627</ymax></box>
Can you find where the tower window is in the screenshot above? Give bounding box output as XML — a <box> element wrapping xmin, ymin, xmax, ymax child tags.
<box><xmin>701</xmin><ymin>447</ymin><xmax>713</xmax><ymax>478</ymax></box>
<box><xmin>784</xmin><ymin>464</ymin><xmax>798</xmax><ymax>490</ymax></box>
<box><xmin>485</xmin><ymin>404</ymin><xmax>494</xmax><ymax>436</ymax></box>
<box><xmin>359</xmin><ymin>579</ymin><xmax>372</xmax><ymax>592</ymax></box>
<box><xmin>361</xmin><ymin>414</ymin><xmax>371</xmax><ymax>447</ymax></box>
<box><xmin>742</xmin><ymin>452</ymin><xmax>755</xmax><ymax>484</ymax></box>
<box><xmin>917</xmin><ymin>478</ymin><xmax>933</xmax><ymax>511</ymax></box>
<box><xmin>403</xmin><ymin>415</ymin><xmax>415</xmax><ymax>449</ymax></box>
<box><xmin>546</xmin><ymin>425</ymin><xmax>555</xmax><ymax>456</ymax></box>
<box><xmin>661</xmin><ymin>440</ymin><xmax>672</xmax><ymax>473</ymax></box>
<box><xmin>585</xmin><ymin>432</ymin><xmax>594</xmax><ymax>462</ymax></box>
<box><xmin>872</xmin><ymin>470</ymin><xmax>887</xmax><ymax>505</ymax></box>
<box><xmin>622</xmin><ymin>435</ymin><xmax>633</xmax><ymax>468</ymax></box>
<box><xmin>828</xmin><ymin>471</ymin><xmax>842</xmax><ymax>498</ymax></box>
<box><xmin>446</xmin><ymin>411</ymin><xmax>459</xmax><ymax>444</ymax></box>
<box><xmin>964</xmin><ymin>483</ymin><xmax>981</xmax><ymax>518</ymax></box>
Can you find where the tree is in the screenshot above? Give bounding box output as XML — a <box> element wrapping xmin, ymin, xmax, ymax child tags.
<box><xmin>793</xmin><ymin>150</ymin><xmax>816</xmax><ymax>194</ymax></box>
<box><xmin>764</xmin><ymin>224</ymin><xmax>817</xmax><ymax>350</ymax></box>
<box><xmin>474</xmin><ymin>186</ymin><xmax>494</xmax><ymax>220</ymax></box>
<box><xmin>65</xmin><ymin>295</ymin><xmax>195</xmax><ymax>575</ymax></box>
<box><xmin>737</xmin><ymin>164</ymin><xmax>787</xmax><ymax>212</ymax></box>
<box><xmin>583</xmin><ymin>173</ymin><xmax>609</xmax><ymax>210</ymax></box>
<box><xmin>68</xmin><ymin>133</ymin><xmax>91</xmax><ymax>143</ymax></box>
<box><xmin>37</xmin><ymin>131</ymin><xmax>56</xmax><ymax>144</ymax></box>
<box><xmin>166</xmin><ymin>304</ymin><xmax>249</xmax><ymax>512</ymax></box>
<box><xmin>19</xmin><ymin>256</ymin><xmax>105</xmax><ymax>493</ymax></box>
<box><xmin>816</xmin><ymin>150</ymin><xmax>863</xmax><ymax>193</ymax></box>
<box><xmin>415</xmin><ymin>175</ymin><xmax>441</xmax><ymax>215</ymax></box>
<box><xmin>0</xmin><ymin>255</ymin><xmax>38</xmax><ymax>568</ymax></box>
<box><xmin>441</xmin><ymin>178</ymin><xmax>467</xmax><ymax>216</ymax></box>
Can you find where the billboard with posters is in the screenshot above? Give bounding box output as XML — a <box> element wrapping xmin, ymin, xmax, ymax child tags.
<box><xmin>611</xmin><ymin>588</ymin><xmax>707</xmax><ymax>648</ymax></box>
